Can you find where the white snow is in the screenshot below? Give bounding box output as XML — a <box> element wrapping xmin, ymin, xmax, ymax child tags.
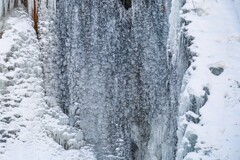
<box><xmin>177</xmin><ymin>0</ymin><xmax>240</xmax><ymax>160</ymax></box>
<box><xmin>0</xmin><ymin>7</ymin><xmax>96</xmax><ymax>160</ymax></box>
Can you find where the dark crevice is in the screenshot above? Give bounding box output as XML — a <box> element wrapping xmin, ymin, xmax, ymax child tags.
<box><xmin>131</xmin><ymin>141</ymin><xmax>139</xmax><ymax>160</ymax></box>
<box><xmin>121</xmin><ymin>0</ymin><xmax>132</xmax><ymax>10</ymax></box>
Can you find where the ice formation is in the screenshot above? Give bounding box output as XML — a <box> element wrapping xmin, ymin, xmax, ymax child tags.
<box><xmin>0</xmin><ymin>0</ymin><xmax>240</xmax><ymax>160</ymax></box>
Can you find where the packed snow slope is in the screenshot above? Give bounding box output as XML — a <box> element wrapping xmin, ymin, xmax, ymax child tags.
<box><xmin>0</xmin><ymin>7</ymin><xmax>95</xmax><ymax>160</ymax></box>
<box><xmin>177</xmin><ymin>0</ymin><xmax>240</xmax><ymax>160</ymax></box>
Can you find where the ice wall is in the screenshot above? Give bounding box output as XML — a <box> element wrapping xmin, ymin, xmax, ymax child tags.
<box><xmin>53</xmin><ymin>0</ymin><xmax>189</xmax><ymax>160</ymax></box>
<box><xmin>0</xmin><ymin>0</ymin><xmax>192</xmax><ymax>159</ymax></box>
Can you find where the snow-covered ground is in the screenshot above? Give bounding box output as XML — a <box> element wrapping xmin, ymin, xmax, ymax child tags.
<box><xmin>0</xmin><ymin>8</ymin><xmax>95</xmax><ymax>160</ymax></box>
<box><xmin>177</xmin><ymin>0</ymin><xmax>240</xmax><ymax>159</ymax></box>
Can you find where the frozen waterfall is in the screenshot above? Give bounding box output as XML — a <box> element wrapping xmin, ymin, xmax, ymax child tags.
<box><xmin>51</xmin><ymin>0</ymin><xmax>189</xmax><ymax>159</ymax></box>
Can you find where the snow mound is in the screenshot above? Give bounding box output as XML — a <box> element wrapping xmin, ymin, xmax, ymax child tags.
<box><xmin>0</xmin><ymin>7</ymin><xmax>96</xmax><ymax>160</ymax></box>
<box><xmin>177</xmin><ymin>0</ymin><xmax>240</xmax><ymax>160</ymax></box>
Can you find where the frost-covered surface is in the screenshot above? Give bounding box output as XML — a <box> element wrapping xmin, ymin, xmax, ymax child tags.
<box><xmin>0</xmin><ymin>0</ymin><xmax>21</xmax><ymax>19</ymax></box>
<box><xmin>0</xmin><ymin>8</ymin><xmax>95</xmax><ymax>160</ymax></box>
<box><xmin>177</xmin><ymin>0</ymin><xmax>240</xmax><ymax>159</ymax></box>
<box><xmin>55</xmin><ymin>1</ymin><xmax>178</xmax><ymax>159</ymax></box>
<box><xmin>38</xmin><ymin>0</ymin><xmax>57</xmax><ymax>100</ymax></box>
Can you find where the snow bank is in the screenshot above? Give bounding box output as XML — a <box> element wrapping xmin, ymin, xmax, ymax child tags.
<box><xmin>0</xmin><ymin>7</ymin><xmax>96</xmax><ymax>160</ymax></box>
<box><xmin>176</xmin><ymin>0</ymin><xmax>240</xmax><ymax>159</ymax></box>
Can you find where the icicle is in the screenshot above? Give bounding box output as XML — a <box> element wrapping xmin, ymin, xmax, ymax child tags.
<box><xmin>28</xmin><ymin>0</ymin><xmax>34</xmax><ymax>17</ymax></box>
<box><xmin>0</xmin><ymin>0</ymin><xmax>3</xmax><ymax>18</ymax></box>
<box><xmin>9</xmin><ymin>0</ymin><xmax>15</xmax><ymax>11</ymax></box>
<box><xmin>48</xmin><ymin>0</ymin><xmax>56</xmax><ymax>13</ymax></box>
<box><xmin>9</xmin><ymin>0</ymin><xmax>12</xmax><ymax>10</ymax></box>
<box><xmin>53</xmin><ymin>0</ymin><xmax>56</xmax><ymax>12</ymax></box>
<box><xmin>0</xmin><ymin>0</ymin><xmax>9</xmax><ymax>19</ymax></box>
<box><xmin>4</xmin><ymin>0</ymin><xmax>9</xmax><ymax>17</ymax></box>
<box><xmin>0</xmin><ymin>0</ymin><xmax>20</xmax><ymax>19</ymax></box>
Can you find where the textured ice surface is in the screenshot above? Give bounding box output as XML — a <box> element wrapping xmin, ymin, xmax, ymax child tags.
<box><xmin>54</xmin><ymin>0</ymin><xmax>184</xmax><ymax>159</ymax></box>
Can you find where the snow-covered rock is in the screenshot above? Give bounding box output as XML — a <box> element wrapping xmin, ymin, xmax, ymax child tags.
<box><xmin>176</xmin><ymin>0</ymin><xmax>240</xmax><ymax>159</ymax></box>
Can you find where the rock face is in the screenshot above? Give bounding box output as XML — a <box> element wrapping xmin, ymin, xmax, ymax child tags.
<box><xmin>52</xmin><ymin>0</ymin><xmax>188</xmax><ymax>160</ymax></box>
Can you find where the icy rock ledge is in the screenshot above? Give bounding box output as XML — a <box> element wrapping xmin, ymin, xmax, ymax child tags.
<box><xmin>176</xmin><ymin>1</ymin><xmax>211</xmax><ymax>159</ymax></box>
<box><xmin>42</xmin><ymin>103</ymin><xmax>86</xmax><ymax>150</ymax></box>
<box><xmin>177</xmin><ymin>87</ymin><xmax>210</xmax><ymax>159</ymax></box>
